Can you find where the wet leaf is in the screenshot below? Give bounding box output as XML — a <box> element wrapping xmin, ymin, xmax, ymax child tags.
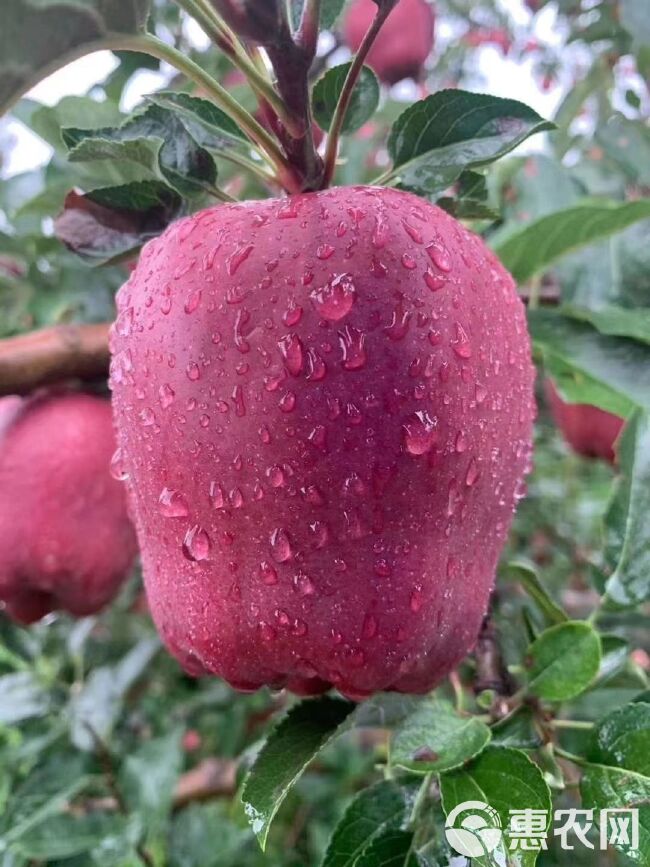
<box><xmin>390</xmin><ymin>699</ymin><xmax>491</xmax><ymax>774</ymax></box>
<box><xmin>387</xmin><ymin>91</ymin><xmax>553</xmax><ymax>196</ymax></box>
<box><xmin>526</xmin><ymin>622</ymin><xmax>601</xmax><ymax>701</ymax></box>
<box><xmin>313</xmin><ymin>64</ymin><xmax>380</xmax><ymax>134</ymax></box>
<box><xmin>603</xmin><ymin>410</ymin><xmax>650</xmax><ymax>607</ymax></box>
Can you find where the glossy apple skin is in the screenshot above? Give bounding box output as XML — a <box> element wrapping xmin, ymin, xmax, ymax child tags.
<box><xmin>343</xmin><ymin>0</ymin><xmax>435</xmax><ymax>85</ymax></box>
<box><xmin>110</xmin><ymin>185</ymin><xmax>535</xmax><ymax>699</ymax></box>
<box><xmin>545</xmin><ymin>380</ymin><xmax>623</xmax><ymax>464</ymax></box>
<box><xmin>0</xmin><ymin>393</ymin><xmax>137</xmax><ymax>623</ymax></box>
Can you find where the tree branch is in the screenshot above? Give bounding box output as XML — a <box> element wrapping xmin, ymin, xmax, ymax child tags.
<box><xmin>0</xmin><ymin>323</ymin><xmax>111</xmax><ymax>396</ymax></box>
<box><xmin>473</xmin><ymin>609</ymin><xmax>516</xmax><ymax>701</ymax></box>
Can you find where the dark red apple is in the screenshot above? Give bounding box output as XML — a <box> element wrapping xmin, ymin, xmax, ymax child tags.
<box><xmin>110</xmin><ymin>185</ymin><xmax>535</xmax><ymax>699</ymax></box>
<box><xmin>545</xmin><ymin>380</ymin><xmax>624</xmax><ymax>464</ymax></box>
<box><xmin>0</xmin><ymin>393</ymin><xmax>137</xmax><ymax>623</ymax></box>
<box><xmin>342</xmin><ymin>0</ymin><xmax>435</xmax><ymax>85</ymax></box>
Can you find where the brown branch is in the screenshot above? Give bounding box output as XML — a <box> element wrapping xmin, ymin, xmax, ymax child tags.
<box><xmin>70</xmin><ymin>728</ymin><xmax>387</xmax><ymax>817</ymax></box>
<box><xmin>473</xmin><ymin>609</ymin><xmax>516</xmax><ymax>702</ymax></box>
<box><xmin>0</xmin><ymin>323</ymin><xmax>110</xmax><ymax>396</ymax></box>
<box><xmin>173</xmin><ymin>757</ymin><xmax>238</xmax><ymax>808</ymax></box>
<box><xmin>68</xmin><ymin>757</ymin><xmax>238</xmax><ymax>818</ymax></box>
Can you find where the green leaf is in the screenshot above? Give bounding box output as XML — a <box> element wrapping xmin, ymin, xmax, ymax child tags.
<box><xmin>620</xmin><ymin>0</ymin><xmax>650</xmax><ymax>49</ymax></box>
<box><xmin>68</xmin><ymin>638</ymin><xmax>159</xmax><ymax>751</ymax></box>
<box><xmin>503</xmin><ymin>561</ymin><xmax>569</xmax><ymax>626</ymax></box>
<box><xmin>596</xmin><ymin>115</ymin><xmax>650</xmax><ymax>186</ymax></box>
<box><xmin>63</xmin><ymin>104</ymin><xmax>217</xmax><ymax>198</ymax></box>
<box><xmin>580</xmin><ymin>764</ymin><xmax>650</xmax><ymax>863</ymax></box>
<box><xmin>440</xmin><ymin>747</ymin><xmax>551</xmax><ymax>867</ymax></box>
<box><xmin>289</xmin><ymin>0</ymin><xmax>346</xmax><ymax>30</ymax></box>
<box><xmin>526</xmin><ymin>621</ymin><xmax>601</xmax><ymax>701</ymax></box>
<box><xmin>491</xmin><ymin>707</ymin><xmax>543</xmax><ymax>750</ymax></box>
<box><xmin>2</xmin><ymin>758</ymin><xmax>92</xmax><ymax>848</ymax></box>
<box><xmin>352</xmin><ymin>694</ymin><xmax>421</xmax><ymax>728</ymax></box>
<box><xmin>529</xmin><ymin>309</ymin><xmax>650</xmax><ymax>415</ymax></box>
<box><xmin>355</xmin><ymin>829</ymin><xmax>417</xmax><ymax>867</ymax></box>
<box><xmin>12</xmin><ymin>96</ymin><xmax>124</xmax><ymax>152</ymax></box>
<box><xmin>386</xmin><ymin>91</ymin><xmax>553</xmax><ymax>196</ymax></box>
<box><xmin>495</xmin><ymin>200</ymin><xmax>650</xmax><ymax>284</ymax></box>
<box><xmin>321</xmin><ymin>781</ymin><xmax>412</xmax><ymax>867</ymax></box>
<box><xmin>0</xmin><ymin>0</ymin><xmax>151</xmax><ymax>115</ymax></box>
<box><xmin>241</xmin><ymin>695</ymin><xmax>356</xmax><ymax>849</ymax></box>
<box><xmin>563</xmin><ymin>305</ymin><xmax>650</xmax><ymax>347</ymax></box>
<box><xmin>390</xmin><ymin>699</ymin><xmax>491</xmax><ymax>774</ymax></box>
<box><xmin>592</xmin><ymin>702</ymin><xmax>650</xmax><ymax>775</ymax></box>
<box><xmin>557</xmin><ymin>220</ymin><xmax>650</xmax><ymax>311</ymax></box>
<box><xmin>322</xmin><ymin>0</ymin><xmax>347</xmax><ymax>28</ymax></box>
<box><xmin>0</xmin><ymin>673</ymin><xmax>50</xmax><ymax>725</ymax></box>
<box><xmin>169</xmin><ymin>803</ymin><xmax>252</xmax><ymax>867</ymax></box>
<box><xmin>120</xmin><ymin>729</ymin><xmax>183</xmax><ymax>829</ymax></box>
<box><xmin>436</xmin><ymin>197</ymin><xmax>499</xmax><ymax>221</ymax></box>
<box><xmin>596</xmin><ymin>635</ymin><xmax>631</xmax><ymax>684</ymax></box>
<box><xmin>603</xmin><ymin>410</ymin><xmax>650</xmax><ymax>607</ymax></box>
<box><xmin>148</xmin><ymin>91</ymin><xmax>248</xmax><ymax>149</ymax></box>
<box><xmin>313</xmin><ymin>63</ymin><xmax>380</xmax><ymax>135</ymax></box>
<box><xmin>11</xmin><ymin>814</ymin><xmax>129</xmax><ymax>860</ymax></box>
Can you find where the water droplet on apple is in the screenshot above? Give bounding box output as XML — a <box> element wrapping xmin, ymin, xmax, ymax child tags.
<box><xmin>278</xmin><ymin>333</ymin><xmax>304</xmax><ymax>376</ymax></box>
<box><xmin>403</xmin><ymin>410</ymin><xmax>438</xmax><ymax>455</ymax></box>
<box><xmin>159</xmin><ymin>487</ymin><xmax>189</xmax><ymax>518</ymax></box>
<box><xmin>310</xmin><ymin>273</ymin><xmax>356</xmax><ymax>321</ymax></box>
<box><xmin>270</xmin><ymin>527</ymin><xmax>293</xmax><ymax>562</ymax></box>
<box><xmin>339</xmin><ymin>325</ymin><xmax>366</xmax><ymax>370</ymax></box>
<box><xmin>182</xmin><ymin>525</ymin><xmax>211</xmax><ymax>561</ymax></box>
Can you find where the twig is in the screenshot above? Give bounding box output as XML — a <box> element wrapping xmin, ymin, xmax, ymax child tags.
<box><xmin>265</xmin><ymin>24</ymin><xmax>324</xmax><ymax>189</ymax></box>
<box><xmin>0</xmin><ymin>323</ymin><xmax>110</xmax><ymax>396</ymax></box>
<box><xmin>70</xmin><ymin>729</ymin><xmax>388</xmax><ymax>817</ymax></box>
<box><xmin>85</xmin><ymin>725</ymin><xmax>155</xmax><ymax>867</ymax></box>
<box><xmin>173</xmin><ymin>757</ymin><xmax>238</xmax><ymax>807</ymax></box>
<box><xmin>322</xmin><ymin>1</ymin><xmax>398</xmax><ymax>187</ymax></box>
<box><xmin>174</xmin><ymin>0</ymin><xmax>297</xmax><ymax>132</ymax></box>
<box><xmin>473</xmin><ymin>609</ymin><xmax>516</xmax><ymax>703</ymax></box>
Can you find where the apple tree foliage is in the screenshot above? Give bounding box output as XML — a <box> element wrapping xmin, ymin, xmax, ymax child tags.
<box><xmin>0</xmin><ymin>0</ymin><xmax>649</xmax><ymax>865</ymax></box>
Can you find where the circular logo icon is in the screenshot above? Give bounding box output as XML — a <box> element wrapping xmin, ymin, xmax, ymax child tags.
<box><xmin>445</xmin><ymin>800</ymin><xmax>503</xmax><ymax>858</ymax></box>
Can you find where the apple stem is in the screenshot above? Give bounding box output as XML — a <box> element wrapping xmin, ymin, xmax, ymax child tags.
<box><xmin>296</xmin><ymin>0</ymin><xmax>321</xmax><ymax>58</ymax></box>
<box><xmin>264</xmin><ymin>1</ymin><xmax>325</xmax><ymax>191</ymax></box>
<box><xmin>321</xmin><ymin>1</ymin><xmax>398</xmax><ymax>188</ymax></box>
<box><xmin>473</xmin><ymin>613</ymin><xmax>516</xmax><ymax>698</ymax></box>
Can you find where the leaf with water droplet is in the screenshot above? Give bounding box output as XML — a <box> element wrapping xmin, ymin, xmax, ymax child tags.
<box><xmin>241</xmin><ymin>696</ymin><xmax>356</xmax><ymax>848</ymax></box>
<box><xmin>390</xmin><ymin>698</ymin><xmax>491</xmax><ymax>774</ymax></box>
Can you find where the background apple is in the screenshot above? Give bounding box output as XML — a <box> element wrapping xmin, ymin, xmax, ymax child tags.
<box><xmin>342</xmin><ymin>0</ymin><xmax>435</xmax><ymax>85</ymax></box>
<box><xmin>545</xmin><ymin>380</ymin><xmax>624</xmax><ymax>464</ymax></box>
<box><xmin>0</xmin><ymin>392</ymin><xmax>137</xmax><ymax>623</ymax></box>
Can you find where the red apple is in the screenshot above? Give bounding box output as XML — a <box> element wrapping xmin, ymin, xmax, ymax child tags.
<box><xmin>110</xmin><ymin>185</ymin><xmax>535</xmax><ymax>699</ymax></box>
<box><xmin>343</xmin><ymin>0</ymin><xmax>435</xmax><ymax>85</ymax></box>
<box><xmin>0</xmin><ymin>392</ymin><xmax>137</xmax><ymax>623</ymax></box>
<box><xmin>545</xmin><ymin>380</ymin><xmax>624</xmax><ymax>464</ymax></box>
